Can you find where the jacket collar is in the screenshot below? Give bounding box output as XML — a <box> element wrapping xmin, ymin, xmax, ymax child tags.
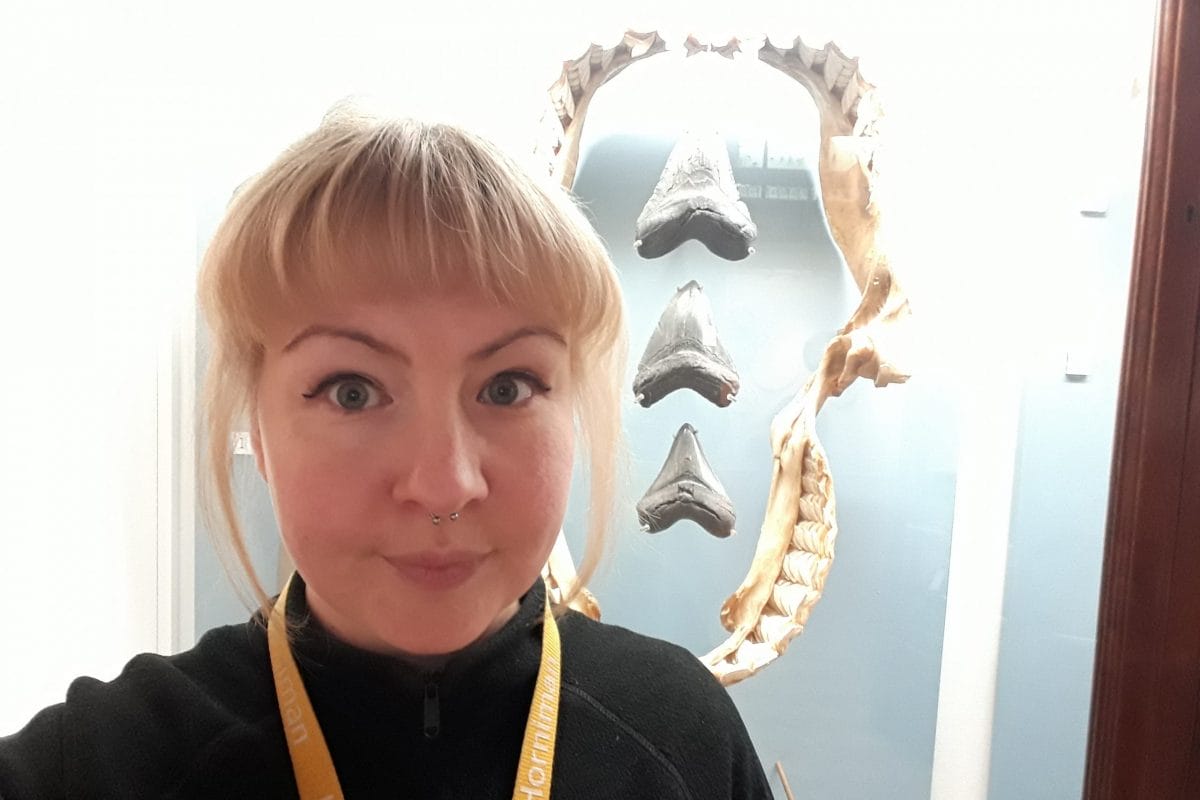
<box><xmin>281</xmin><ymin>572</ymin><xmax>547</xmax><ymax>704</ymax></box>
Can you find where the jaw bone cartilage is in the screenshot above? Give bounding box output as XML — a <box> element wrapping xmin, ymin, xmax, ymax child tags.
<box><xmin>634</xmin><ymin>130</ymin><xmax>758</xmax><ymax>261</ymax></box>
<box><xmin>633</xmin><ymin>280</ymin><xmax>740</xmax><ymax>408</ymax></box>
<box><xmin>636</xmin><ymin>422</ymin><xmax>736</xmax><ymax>538</ymax></box>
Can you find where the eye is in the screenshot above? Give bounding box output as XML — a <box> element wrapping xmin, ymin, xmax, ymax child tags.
<box><xmin>302</xmin><ymin>374</ymin><xmax>387</xmax><ymax>412</ymax></box>
<box><xmin>479</xmin><ymin>371</ymin><xmax>549</xmax><ymax>407</ymax></box>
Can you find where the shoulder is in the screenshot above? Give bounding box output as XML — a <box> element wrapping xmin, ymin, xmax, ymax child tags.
<box><xmin>557</xmin><ymin>613</ymin><xmax>772</xmax><ymax>800</ymax></box>
<box><xmin>0</xmin><ymin>620</ymin><xmax>281</xmax><ymax>799</ymax></box>
<box><xmin>66</xmin><ymin>620</ymin><xmax>276</xmax><ymax>735</ymax></box>
<box><xmin>559</xmin><ymin>611</ymin><xmax>728</xmax><ymax>709</ymax></box>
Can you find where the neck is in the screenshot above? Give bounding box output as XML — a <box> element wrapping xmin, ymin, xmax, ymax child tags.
<box><xmin>392</xmin><ymin>601</ymin><xmax>522</xmax><ymax>670</ymax></box>
<box><xmin>303</xmin><ymin>588</ymin><xmax>522</xmax><ymax>667</ymax></box>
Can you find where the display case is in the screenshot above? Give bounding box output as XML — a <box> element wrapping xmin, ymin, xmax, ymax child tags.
<box><xmin>189</xmin><ymin>5</ymin><xmax>1200</xmax><ymax>796</ymax></box>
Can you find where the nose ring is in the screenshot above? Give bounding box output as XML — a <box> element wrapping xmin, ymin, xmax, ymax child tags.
<box><xmin>431</xmin><ymin>511</ymin><xmax>461</xmax><ymax>525</ymax></box>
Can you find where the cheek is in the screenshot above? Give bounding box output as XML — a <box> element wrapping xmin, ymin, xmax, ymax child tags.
<box><xmin>525</xmin><ymin>442</ymin><xmax>574</xmax><ymax>512</ymax></box>
<box><xmin>491</xmin><ymin>416</ymin><xmax>576</xmax><ymax>536</ymax></box>
<box><xmin>260</xmin><ymin>426</ymin><xmax>384</xmax><ymax>554</ymax></box>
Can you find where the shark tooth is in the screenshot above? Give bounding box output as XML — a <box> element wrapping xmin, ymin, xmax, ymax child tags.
<box><xmin>637</xmin><ymin>423</ymin><xmax>736</xmax><ymax>538</ymax></box>
<box><xmin>633</xmin><ymin>280</ymin><xmax>740</xmax><ymax>408</ymax></box>
<box><xmin>635</xmin><ymin>130</ymin><xmax>758</xmax><ymax>261</ymax></box>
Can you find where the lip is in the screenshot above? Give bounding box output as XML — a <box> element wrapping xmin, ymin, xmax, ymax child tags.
<box><xmin>384</xmin><ymin>550</ymin><xmax>489</xmax><ymax>591</ymax></box>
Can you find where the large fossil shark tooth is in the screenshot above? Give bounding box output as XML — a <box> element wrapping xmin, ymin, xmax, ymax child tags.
<box><xmin>637</xmin><ymin>423</ymin><xmax>736</xmax><ymax>538</ymax></box>
<box><xmin>633</xmin><ymin>280</ymin><xmax>740</xmax><ymax>408</ymax></box>
<box><xmin>634</xmin><ymin>130</ymin><xmax>758</xmax><ymax>261</ymax></box>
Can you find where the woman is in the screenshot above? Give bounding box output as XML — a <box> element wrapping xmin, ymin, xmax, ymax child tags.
<box><xmin>0</xmin><ymin>108</ymin><xmax>772</xmax><ymax>798</ymax></box>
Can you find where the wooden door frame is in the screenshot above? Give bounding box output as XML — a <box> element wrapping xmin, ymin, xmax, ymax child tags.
<box><xmin>1084</xmin><ymin>0</ymin><xmax>1200</xmax><ymax>796</ymax></box>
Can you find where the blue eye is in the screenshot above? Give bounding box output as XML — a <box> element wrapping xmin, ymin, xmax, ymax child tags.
<box><xmin>303</xmin><ymin>374</ymin><xmax>385</xmax><ymax>412</ymax></box>
<box><xmin>480</xmin><ymin>372</ymin><xmax>548</xmax><ymax>406</ymax></box>
<box><xmin>333</xmin><ymin>380</ymin><xmax>373</xmax><ymax>410</ymax></box>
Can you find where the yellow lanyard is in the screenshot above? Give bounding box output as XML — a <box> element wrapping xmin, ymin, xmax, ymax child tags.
<box><xmin>268</xmin><ymin>574</ymin><xmax>562</xmax><ymax>800</ymax></box>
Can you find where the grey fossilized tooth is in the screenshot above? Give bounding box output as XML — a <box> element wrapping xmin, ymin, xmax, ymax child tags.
<box><xmin>637</xmin><ymin>423</ymin><xmax>736</xmax><ymax>538</ymax></box>
<box><xmin>634</xmin><ymin>130</ymin><xmax>758</xmax><ymax>261</ymax></box>
<box><xmin>633</xmin><ymin>280</ymin><xmax>740</xmax><ymax>408</ymax></box>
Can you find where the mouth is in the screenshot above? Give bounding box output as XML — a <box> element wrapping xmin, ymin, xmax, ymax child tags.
<box><xmin>384</xmin><ymin>550</ymin><xmax>489</xmax><ymax>591</ymax></box>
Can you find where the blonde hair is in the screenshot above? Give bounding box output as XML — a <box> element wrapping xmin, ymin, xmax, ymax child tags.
<box><xmin>197</xmin><ymin>107</ymin><xmax>627</xmax><ymax>618</ymax></box>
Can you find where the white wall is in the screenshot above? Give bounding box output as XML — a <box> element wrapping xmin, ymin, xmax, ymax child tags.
<box><xmin>0</xmin><ymin>3</ymin><xmax>191</xmax><ymax>733</ymax></box>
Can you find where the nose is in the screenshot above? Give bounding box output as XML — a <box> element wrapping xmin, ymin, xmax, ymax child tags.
<box><xmin>390</xmin><ymin>403</ymin><xmax>489</xmax><ymax>518</ymax></box>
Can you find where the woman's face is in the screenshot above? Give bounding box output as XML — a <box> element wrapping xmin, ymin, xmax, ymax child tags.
<box><xmin>251</xmin><ymin>289</ymin><xmax>576</xmax><ymax>657</ymax></box>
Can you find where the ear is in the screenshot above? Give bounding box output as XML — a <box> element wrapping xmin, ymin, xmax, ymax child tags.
<box><xmin>249</xmin><ymin>410</ymin><xmax>268</xmax><ymax>482</ymax></box>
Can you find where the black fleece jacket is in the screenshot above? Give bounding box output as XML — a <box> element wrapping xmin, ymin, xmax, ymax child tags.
<box><xmin>0</xmin><ymin>576</ymin><xmax>772</xmax><ymax>799</ymax></box>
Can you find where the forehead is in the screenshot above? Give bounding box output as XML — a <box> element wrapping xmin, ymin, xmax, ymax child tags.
<box><xmin>260</xmin><ymin>289</ymin><xmax>568</xmax><ymax>356</ymax></box>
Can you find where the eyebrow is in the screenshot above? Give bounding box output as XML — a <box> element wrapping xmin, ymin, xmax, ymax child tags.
<box><xmin>282</xmin><ymin>324</ymin><xmax>566</xmax><ymax>363</ymax></box>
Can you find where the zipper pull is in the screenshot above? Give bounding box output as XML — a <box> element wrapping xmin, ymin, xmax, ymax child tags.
<box><xmin>423</xmin><ymin>682</ymin><xmax>440</xmax><ymax>739</ymax></box>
